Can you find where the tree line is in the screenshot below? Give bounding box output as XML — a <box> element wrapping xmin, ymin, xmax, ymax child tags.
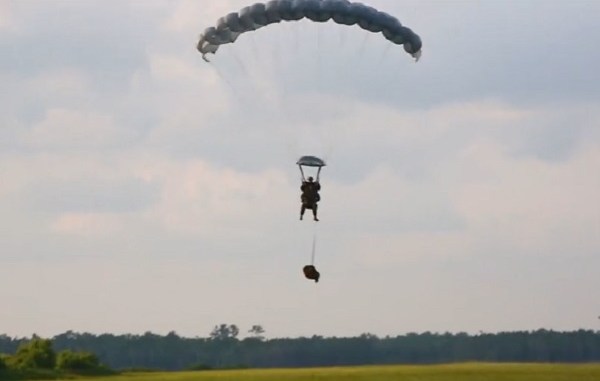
<box><xmin>2</xmin><ymin>327</ymin><xmax>600</xmax><ymax>371</ymax></box>
<box><xmin>0</xmin><ymin>336</ymin><xmax>111</xmax><ymax>380</ymax></box>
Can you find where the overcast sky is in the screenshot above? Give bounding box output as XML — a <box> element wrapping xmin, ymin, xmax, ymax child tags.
<box><xmin>1</xmin><ymin>0</ymin><xmax>599</xmax><ymax>339</ymax></box>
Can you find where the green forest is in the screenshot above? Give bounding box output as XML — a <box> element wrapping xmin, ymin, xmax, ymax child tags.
<box><xmin>1</xmin><ymin>327</ymin><xmax>599</xmax><ymax>373</ymax></box>
<box><xmin>0</xmin><ymin>337</ymin><xmax>112</xmax><ymax>380</ymax></box>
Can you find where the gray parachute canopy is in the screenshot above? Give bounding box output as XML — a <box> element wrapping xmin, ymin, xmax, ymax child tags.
<box><xmin>297</xmin><ymin>155</ymin><xmax>326</xmax><ymax>167</ymax></box>
<box><xmin>197</xmin><ymin>0</ymin><xmax>422</xmax><ymax>62</ymax></box>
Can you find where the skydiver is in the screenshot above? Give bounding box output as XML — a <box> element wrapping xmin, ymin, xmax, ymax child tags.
<box><xmin>303</xmin><ymin>265</ymin><xmax>320</xmax><ymax>283</ymax></box>
<box><xmin>300</xmin><ymin>176</ymin><xmax>321</xmax><ymax>221</ymax></box>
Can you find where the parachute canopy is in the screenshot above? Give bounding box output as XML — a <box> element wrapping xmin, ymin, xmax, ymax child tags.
<box><xmin>297</xmin><ymin>155</ymin><xmax>326</xmax><ymax>168</ymax></box>
<box><xmin>197</xmin><ymin>0</ymin><xmax>422</xmax><ymax>62</ymax></box>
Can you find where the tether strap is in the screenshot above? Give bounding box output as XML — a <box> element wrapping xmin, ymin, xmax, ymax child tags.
<box><xmin>311</xmin><ymin>223</ymin><xmax>317</xmax><ymax>265</ymax></box>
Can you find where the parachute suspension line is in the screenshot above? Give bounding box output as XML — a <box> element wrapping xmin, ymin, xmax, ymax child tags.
<box><xmin>335</xmin><ymin>24</ymin><xmax>350</xmax><ymax>102</ymax></box>
<box><xmin>316</xmin><ymin>23</ymin><xmax>322</xmax><ymax>94</ymax></box>
<box><xmin>298</xmin><ymin>165</ymin><xmax>306</xmax><ymax>182</ymax></box>
<box><xmin>350</xmin><ymin>31</ymin><xmax>371</xmax><ymax>95</ymax></box>
<box><xmin>321</xmin><ymin>134</ymin><xmax>335</xmax><ymax>168</ymax></box>
<box><xmin>208</xmin><ymin>61</ymin><xmax>243</xmax><ymax>103</ymax></box>
<box><xmin>293</xmin><ymin>19</ymin><xmax>300</xmax><ymax>52</ymax></box>
<box><xmin>277</xmin><ymin>24</ymin><xmax>300</xmax><ymax>164</ymax></box>
<box><xmin>378</xmin><ymin>43</ymin><xmax>393</xmax><ymax>65</ymax></box>
<box><xmin>247</xmin><ymin>33</ymin><xmax>261</xmax><ymax>66</ymax></box>
<box><xmin>270</xmin><ymin>25</ymin><xmax>281</xmax><ymax>74</ymax></box>
<box><xmin>338</xmin><ymin>23</ymin><xmax>346</xmax><ymax>47</ymax></box>
<box><xmin>318</xmin><ymin>26</ymin><xmax>340</xmax><ymax>167</ymax></box>
<box><xmin>310</xmin><ymin>223</ymin><xmax>318</xmax><ymax>266</ymax></box>
<box><xmin>357</xmin><ymin>32</ymin><xmax>371</xmax><ymax>57</ymax></box>
<box><xmin>229</xmin><ymin>45</ymin><xmax>250</xmax><ymax>78</ymax></box>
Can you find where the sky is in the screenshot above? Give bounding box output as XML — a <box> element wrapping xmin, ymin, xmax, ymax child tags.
<box><xmin>1</xmin><ymin>0</ymin><xmax>599</xmax><ymax>339</ymax></box>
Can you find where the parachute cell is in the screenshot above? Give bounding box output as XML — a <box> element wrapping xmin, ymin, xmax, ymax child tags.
<box><xmin>197</xmin><ymin>0</ymin><xmax>422</xmax><ymax>62</ymax></box>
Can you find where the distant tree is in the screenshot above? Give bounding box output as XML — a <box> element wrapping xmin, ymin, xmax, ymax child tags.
<box><xmin>0</xmin><ymin>334</ymin><xmax>15</xmax><ymax>355</ymax></box>
<box><xmin>248</xmin><ymin>325</ymin><xmax>265</xmax><ymax>341</ymax></box>
<box><xmin>56</xmin><ymin>350</ymin><xmax>101</xmax><ymax>371</ymax></box>
<box><xmin>359</xmin><ymin>333</ymin><xmax>378</xmax><ymax>340</ymax></box>
<box><xmin>11</xmin><ymin>337</ymin><xmax>56</xmax><ymax>369</ymax></box>
<box><xmin>210</xmin><ymin>324</ymin><xmax>239</xmax><ymax>341</ymax></box>
<box><xmin>0</xmin><ymin>354</ymin><xmax>7</xmax><ymax>370</ymax></box>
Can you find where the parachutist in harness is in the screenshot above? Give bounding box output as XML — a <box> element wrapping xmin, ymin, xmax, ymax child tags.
<box><xmin>297</xmin><ymin>156</ymin><xmax>325</xmax><ymax>222</ymax></box>
<box><xmin>296</xmin><ymin>156</ymin><xmax>326</xmax><ymax>283</ymax></box>
<box><xmin>303</xmin><ymin>265</ymin><xmax>320</xmax><ymax>283</ymax></box>
<box><xmin>300</xmin><ymin>176</ymin><xmax>321</xmax><ymax>221</ymax></box>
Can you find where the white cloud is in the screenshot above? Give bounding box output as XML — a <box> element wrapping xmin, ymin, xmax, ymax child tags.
<box><xmin>0</xmin><ymin>2</ymin><xmax>14</xmax><ymax>30</ymax></box>
<box><xmin>450</xmin><ymin>140</ymin><xmax>600</xmax><ymax>257</ymax></box>
<box><xmin>163</xmin><ymin>0</ymin><xmax>249</xmax><ymax>33</ymax></box>
<box><xmin>2</xmin><ymin>0</ymin><xmax>600</xmax><ymax>337</ymax></box>
<box><xmin>138</xmin><ymin>157</ymin><xmax>292</xmax><ymax>235</ymax></box>
<box><xmin>22</xmin><ymin>69</ymin><xmax>92</xmax><ymax>104</ymax></box>
<box><xmin>51</xmin><ymin>212</ymin><xmax>127</xmax><ymax>237</ymax></box>
<box><xmin>22</xmin><ymin>108</ymin><xmax>134</xmax><ymax>150</ymax></box>
<box><xmin>347</xmin><ymin>231</ymin><xmax>473</xmax><ymax>266</ymax></box>
<box><xmin>146</xmin><ymin>53</ymin><xmax>230</xmax><ymax>114</ymax></box>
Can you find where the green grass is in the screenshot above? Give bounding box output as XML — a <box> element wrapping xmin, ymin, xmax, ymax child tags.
<box><xmin>46</xmin><ymin>363</ymin><xmax>600</xmax><ymax>381</ymax></box>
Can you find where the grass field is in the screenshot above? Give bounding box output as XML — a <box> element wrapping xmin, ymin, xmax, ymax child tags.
<box><xmin>51</xmin><ymin>363</ymin><xmax>600</xmax><ymax>381</ymax></box>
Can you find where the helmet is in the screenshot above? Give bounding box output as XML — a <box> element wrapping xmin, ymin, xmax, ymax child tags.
<box><xmin>308</xmin><ymin>176</ymin><xmax>314</xmax><ymax>182</ymax></box>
